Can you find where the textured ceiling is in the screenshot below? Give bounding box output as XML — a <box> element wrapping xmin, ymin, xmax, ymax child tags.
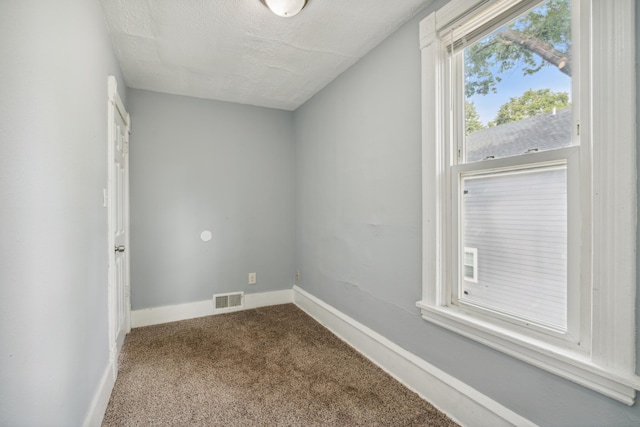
<box><xmin>99</xmin><ymin>0</ymin><xmax>433</xmax><ymax>110</ymax></box>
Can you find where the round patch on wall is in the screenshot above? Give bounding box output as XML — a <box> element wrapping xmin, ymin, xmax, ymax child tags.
<box><xmin>200</xmin><ymin>230</ymin><xmax>212</xmax><ymax>242</ymax></box>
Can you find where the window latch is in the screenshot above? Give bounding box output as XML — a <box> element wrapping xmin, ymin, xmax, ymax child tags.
<box><xmin>483</xmin><ymin>155</ymin><xmax>495</xmax><ymax>160</ymax></box>
<box><xmin>525</xmin><ymin>148</ymin><xmax>539</xmax><ymax>154</ymax></box>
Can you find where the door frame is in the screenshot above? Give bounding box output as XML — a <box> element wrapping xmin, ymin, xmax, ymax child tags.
<box><xmin>107</xmin><ymin>75</ymin><xmax>131</xmax><ymax>379</ymax></box>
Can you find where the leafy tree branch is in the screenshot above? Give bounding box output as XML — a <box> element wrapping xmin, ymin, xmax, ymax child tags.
<box><xmin>464</xmin><ymin>0</ymin><xmax>571</xmax><ymax>98</ymax></box>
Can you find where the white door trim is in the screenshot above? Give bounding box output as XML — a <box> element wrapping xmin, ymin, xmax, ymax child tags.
<box><xmin>107</xmin><ymin>75</ymin><xmax>131</xmax><ymax>379</ymax></box>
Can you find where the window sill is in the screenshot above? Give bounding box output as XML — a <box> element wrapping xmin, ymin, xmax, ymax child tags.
<box><xmin>416</xmin><ymin>300</ymin><xmax>640</xmax><ymax>405</ymax></box>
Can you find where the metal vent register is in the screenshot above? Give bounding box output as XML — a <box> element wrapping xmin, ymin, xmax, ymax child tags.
<box><xmin>213</xmin><ymin>292</ymin><xmax>244</xmax><ymax>313</ymax></box>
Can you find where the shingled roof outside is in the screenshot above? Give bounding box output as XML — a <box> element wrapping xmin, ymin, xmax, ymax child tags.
<box><xmin>466</xmin><ymin>107</ymin><xmax>572</xmax><ymax>162</ymax></box>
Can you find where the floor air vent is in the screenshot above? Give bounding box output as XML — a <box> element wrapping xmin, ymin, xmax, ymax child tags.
<box><xmin>213</xmin><ymin>292</ymin><xmax>244</xmax><ymax>314</ymax></box>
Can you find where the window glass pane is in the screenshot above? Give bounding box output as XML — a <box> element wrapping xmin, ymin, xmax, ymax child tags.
<box><xmin>464</xmin><ymin>251</ymin><xmax>474</xmax><ymax>265</ymax></box>
<box><xmin>464</xmin><ymin>265</ymin><xmax>475</xmax><ymax>279</ymax></box>
<box><xmin>463</xmin><ymin>0</ymin><xmax>572</xmax><ymax>163</ymax></box>
<box><xmin>460</xmin><ymin>165</ymin><xmax>567</xmax><ymax>331</ymax></box>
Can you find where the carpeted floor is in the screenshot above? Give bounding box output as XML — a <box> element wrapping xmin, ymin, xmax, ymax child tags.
<box><xmin>102</xmin><ymin>304</ymin><xmax>458</xmax><ymax>426</ymax></box>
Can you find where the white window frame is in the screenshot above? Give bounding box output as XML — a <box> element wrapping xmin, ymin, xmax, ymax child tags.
<box><xmin>418</xmin><ymin>0</ymin><xmax>639</xmax><ymax>404</ymax></box>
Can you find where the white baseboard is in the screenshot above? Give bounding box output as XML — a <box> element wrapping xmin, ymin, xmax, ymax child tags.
<box><xmin>292</xmin><ymin>285</ymin><xmax>536</xmax><ymax>427</ymax></box>
<box><xmin>82</xmin><ymin>359</ymin><xmax>115</xmax><ymax>427</ymax></box>
<box><xmin>131</xmin><ymin>288</ymin><xmax>293</xmax><ymax>328</ymax></box>
<box><xmin>245</xmin><ymin>289</ymin><xmax>293</xmax><ymax>309</ymax></box>
<box><xmin>131</xmin><ymin>300</ymin><xmax>212</xmax><ymax>328</ymax></box>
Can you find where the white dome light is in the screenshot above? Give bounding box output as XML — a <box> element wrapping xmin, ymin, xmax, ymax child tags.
<box><xmin>264</xmin><ymin>0</ymin><xmax>307</xmax><ymax>18</ymax></box>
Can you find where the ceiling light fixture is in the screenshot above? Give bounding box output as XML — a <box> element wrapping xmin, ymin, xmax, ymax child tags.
<box><xmin>263</xmin><ymin>0</ymin><xmax>307</xmax><ymax>18</ymax></box>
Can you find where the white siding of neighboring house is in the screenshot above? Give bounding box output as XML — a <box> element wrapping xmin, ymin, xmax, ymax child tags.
<box><xmin>460</xmin><ymin>166</ymin><xmax>568</xmax><ymax>330</ymax></box>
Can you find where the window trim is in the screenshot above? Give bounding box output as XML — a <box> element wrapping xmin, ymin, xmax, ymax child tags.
<box><xmin>418</xmin><ymin>0</ymin><xmax>639</xmax><ymax>404</ymax></box>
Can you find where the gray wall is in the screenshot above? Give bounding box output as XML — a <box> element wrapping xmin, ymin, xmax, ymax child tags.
<box><xmin>128</xmin><ymin>90</ymin><xmax>295</xmax><ymax>309</ymax></box>
<box><xmin>0</xmin><ymin>0</ymin><xmax>126</xmax><ymax>425</ymax></box>
<box><xmin>294</xmin><ymin>1</ymin><xmax>640</xmax><ymax>425</ymax></box>
<box><xmin>636</xmin><ymin>0</ymin><xmax>640</xmax><ymax>376</ymax></box>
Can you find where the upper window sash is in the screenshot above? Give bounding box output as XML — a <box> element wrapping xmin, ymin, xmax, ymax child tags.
<box><xmin>445</xmin><ymin>2</ymin><xmax>580</xmax><ymax>167</ymax></box>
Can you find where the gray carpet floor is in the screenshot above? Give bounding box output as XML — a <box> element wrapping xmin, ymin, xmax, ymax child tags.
<box><xmin>102</xmin><ymin>304</ymin><xmax>458</xmax><ymax>426</ymax></box>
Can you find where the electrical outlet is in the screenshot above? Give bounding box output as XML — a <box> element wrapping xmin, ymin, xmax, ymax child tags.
<box><xmin>295</xmin><ymin>271</ymin><xmax>300</xmax><ymax>281</ymax></box>
<box><xmin>248</xmin><ymin>272</ymin><xmax>257</xmax><ymax>285</ymax></box>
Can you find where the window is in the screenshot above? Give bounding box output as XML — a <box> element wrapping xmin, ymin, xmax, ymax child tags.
<box><xmin>454</xmin><ymin>1</ymin><xmax>576</xmax><ymax>337</ymax></box>
<box><xmin>418</xmin><ymin>0</ymin><xmax>638</xmax><ymax>404</ymax></box>
<box><xmin>462</xmin><ymin>247</ymin><xmax>477</xmax><ymax>283</ymax></box>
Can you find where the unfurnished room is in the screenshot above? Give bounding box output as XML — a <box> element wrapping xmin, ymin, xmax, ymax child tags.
<box><xmin>2</xmin><ymin>0</ymin><xmax>640</xmax><ymax>426</ymax></box>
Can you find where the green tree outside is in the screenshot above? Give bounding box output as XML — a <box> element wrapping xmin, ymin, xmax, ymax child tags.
<box><xmin>465</xmin><ymin>101</ymin><xmax>485</xmax><ymax>135</ymax></box>
<box><xmin>489</xmin><ymin>89</ymin><xmax>569</xmax><ymax>126</ymax></box>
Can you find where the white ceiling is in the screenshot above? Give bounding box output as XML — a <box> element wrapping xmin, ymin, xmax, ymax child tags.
<box><xmin>99</xmin><ymin>0</ymin><xmax>433</xmax><ymax>111</ymax></box>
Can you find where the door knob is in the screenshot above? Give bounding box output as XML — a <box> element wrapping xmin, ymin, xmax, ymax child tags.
<box><xmin>115</xmin><ymin>245</ymin><xmax>125</xmax><ymax>252</ymax></box>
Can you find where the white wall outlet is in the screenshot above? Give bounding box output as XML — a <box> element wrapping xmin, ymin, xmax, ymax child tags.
<box><xmin>248</xmin><ymin>272</ymin><xmax>257</xmax><ymax>285</ymax></box>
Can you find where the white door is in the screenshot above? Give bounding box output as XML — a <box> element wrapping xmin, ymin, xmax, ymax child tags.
<box><xmin>107</xmin><ymin>76</ymin><xmax>130</xmax><ymax>376</ymax></box>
